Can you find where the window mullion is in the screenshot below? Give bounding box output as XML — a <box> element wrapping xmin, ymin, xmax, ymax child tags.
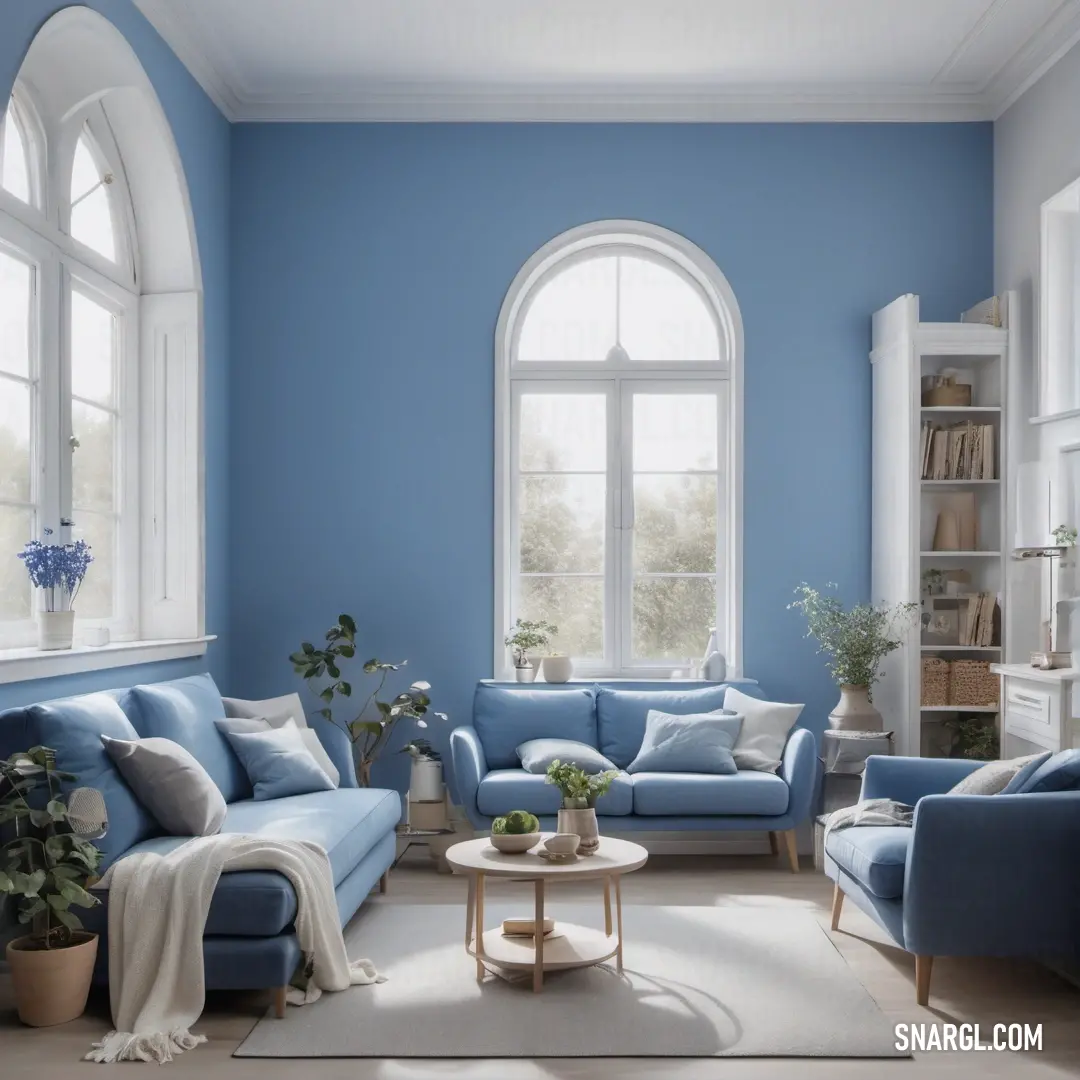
<box><xmin>35</xmin><ymin>251</ymin><xmax>63</xmax><ymax>536</ymax></box>
<box><xmin>57</xmin><ymin>264</ymin><xmax>73</xmax><ymax>531</ymax></box>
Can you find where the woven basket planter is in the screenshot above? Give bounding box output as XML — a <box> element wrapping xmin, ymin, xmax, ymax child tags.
<box><xmin>949</xmin><ymin>659</ymin><xmax>998</xmax><ymax>707</ymax></box>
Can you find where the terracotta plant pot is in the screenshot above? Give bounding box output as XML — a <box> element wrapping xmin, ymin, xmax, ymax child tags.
<box><xmin>6</xmin><ymin>932</ymin><xmax>99</xmax><ymax>1027</ymax></box>
<box><xmin>557</xmin><ymin>806</ymin><xmax>599</xmax><ymax>855</ymax></box>
<box><xmin>828</xmin><ymin>684</ymin><xmax>884</xmax><ymax>731</ymax></box>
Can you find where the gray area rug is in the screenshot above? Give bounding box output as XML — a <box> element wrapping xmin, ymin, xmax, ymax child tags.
<box><xmin>235</xmin><ymin>904</ymin><xmax>906</xmax><ymax>1058</ymax></box>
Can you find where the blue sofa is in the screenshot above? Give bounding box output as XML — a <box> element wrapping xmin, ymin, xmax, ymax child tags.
<box><xmin>451</xmin><ymin>681</ymin><xmax>818</xmax><ymax>870</ymax></box>
<box><xmin>0</xmin><ymin>673</ymin><xmax>401</xmax><ymax>1014</ymax></box>
<box><xmin>825</xmin><ymin>755</ymin><xmax>1080</xmax><ymax>1005</ymax></box>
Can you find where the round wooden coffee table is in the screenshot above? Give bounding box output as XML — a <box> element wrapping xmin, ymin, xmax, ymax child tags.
<box><xmin>445</xmin><ymin>835</ymin><xmax>648</xmax><ymax>993</ymax></box>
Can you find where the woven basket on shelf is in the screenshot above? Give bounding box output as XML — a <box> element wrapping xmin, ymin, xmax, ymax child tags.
<box><xmin>949</xmin><ymin>659</ymin><xmax>998</xmax><ymax>707</ymax></box>
<box><xmin>921</xmin><ymin>657</ymin><xmax>950</xmax><ymax>706</ymax></box>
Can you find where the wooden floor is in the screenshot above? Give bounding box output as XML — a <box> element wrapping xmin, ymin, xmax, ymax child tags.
<box><xmin>1</xmin><ymin>851</ymin><xmax>1077</xmax><ymax>1078</ymax></box>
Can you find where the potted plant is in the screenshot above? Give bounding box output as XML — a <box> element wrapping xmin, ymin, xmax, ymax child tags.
<box><xmin>504</xmin><ymin>618</ymin><xmax>558</xmax><ymax>682</ymax></box>
<box><xmin>290</xmin><ymin>614</ymin><xmax>446</xmax><ymax>787</ymax></box>
<box><xmin>489</xmin><ymin>809</ymin><xmax>541</xmax><ymax>853</ymax></box>
<box><xmin>544</xmin><ymin>760</ymin><xmax>619</xmax><ymax>855</ymax></box>
<box><xmin>1</xmin><ymin>746</ymin><xmax>104</xmax><ymax>1027</ymax></box>
<box><xmin>17</xmin><ymin>529</ymin><xmax>93</xmax><ymax>651</ymax></box>
<box><xmin>789</xmin><ymin>583</ymin><xmax>918</xmax><ymax>731</ymax></box>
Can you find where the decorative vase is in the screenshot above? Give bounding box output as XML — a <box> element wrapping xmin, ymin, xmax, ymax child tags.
<box><xmin>557</xmin><ymin>806</ymin><xmax>599</xmax><ymax>855</ymax></box>
<box><xmin>829</xmin><ymin>684</ymin><xmax>884</xmax><ymax>731</ymax></box>
<box><xmin>542</xmin><ymin>655</ymin><xmax>573</xmax><ymax>683</ymax></box>
<box><xmin>6</xmin><ymin>932</ymin><xmax>98</xmax><ymax>1027</ymax></box>
<box><xmin>514</xmin><ymin>664</ymin><xmax>537</xmax><ymax>683</ymax></box>
<box><xmin>409</xmin><ymin>757</ymin><xmax>443</xmax><ymax>802</ymax></box>
<box><xmin>38</xmin><ymin>610</ymin><xmax>75</xmax><ymax>651</ymax></box>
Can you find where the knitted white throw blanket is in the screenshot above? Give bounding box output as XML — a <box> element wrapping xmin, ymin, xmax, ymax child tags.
<box><xmin>86</xmin><ymin>834</ymin><xmax>385</xmax><ymax>1064</ymax></box>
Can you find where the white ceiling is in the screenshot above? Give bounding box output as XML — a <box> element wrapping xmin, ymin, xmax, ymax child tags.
<box><xmin>132</xmin><ymin>0</ymin><xmax>1080</xmax><ymax>122</ymax></box>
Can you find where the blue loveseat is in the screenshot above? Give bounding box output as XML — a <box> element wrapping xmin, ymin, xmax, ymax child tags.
<box><xmin>451</xmin><ymin>681</ymin><xmax>818</xmax><ymax>869</ymax></box>
<box><xmin>0</xmin><ymin>673</ymin><xmax>400</xmax><ymax>1013</ymax></box>
<box><xmin>825</xmin><ymin>755</ymin><xmax>1080</xmax><ymax>1005</ymax></box>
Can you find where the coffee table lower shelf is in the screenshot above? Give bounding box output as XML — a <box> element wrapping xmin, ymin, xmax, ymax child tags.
<box><xmin>471</xmin><ymin>924</ymin><xmax>619</xmax><ymax>975</ymax></box>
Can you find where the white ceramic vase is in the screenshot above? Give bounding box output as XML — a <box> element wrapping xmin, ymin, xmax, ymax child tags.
<box><xmin>39</xmin><ymin>610</ymin><xmax>75</xmax><ymax>651</ymax></box>
<box><xmin>828</xmin><ymin>684</ymin><xmax>884</xmax><ymax>731</ymax></box>
<box><xmin>409</xmin><ymin>758</ymin><xmax>443</xmax><ymax>803</ymax></box>
<box><xmin>557</xmin><ymin>806</ymin><xmax>599</xmax><ymax>855</ymax></box>
<box><xmin>514</xmin><ymin>664</ymin><xmax>537</xmax><ymax>683</ymax></box>
<box><xmin>542</xmin><ymin>655</ymin><xmax>573</xmax><ymax>683</ymax></box>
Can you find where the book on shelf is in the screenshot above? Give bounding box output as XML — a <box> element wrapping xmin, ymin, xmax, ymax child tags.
<box><xmin>958</xmin><ymin>592</ymin><xmax>998</xmax><ymax>647</ymax></box>
<box><xmin>920</xmin><ymin>421</ymin><xmax>995</xmax><ymax>480</ymax></box>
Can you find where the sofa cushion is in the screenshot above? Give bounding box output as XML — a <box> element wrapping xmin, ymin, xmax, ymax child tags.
<box><xmin>631</xmin><ymin>770</ymin><xmax>789</xmax><ymax>816</ymax></box>
<box><xmin>477</xmin><ymin>769</ymin><xmax>633</xmax><ymax>817</ymax></box>
<box><xmin>1010</xmin><ymin>748</ymin><xmax>1080</xmax><ymax>794</ymax></box>
<box><xmin>20</xmin><ymin>694</ymin><xmax>160</xmax><ymax>867</ymax></box>
<box><xmin>132</xmin><ymin>674</ymin><xmax>250</xmax><ymax>803</ymax></box>
<box><xmin>473</xmin><ymin>685</ymin><xmax>597</xmax><ymax>769</ymax></box>
<box><xmin>596</xmin><ymin>684</ymin><xmax>762</xmax><ymax>769</ymax></box>
<box><xmin>517</xmin><ymin>738</ymin><xmax>614</xmax><ymax>775</ymax></box>
<box><xmin>217</xmin><ymin>720</ymin><xmax>335</xmax><ymax>800</ymax></box>
<box><xmin>111</xmin><ymin>787</ymin><xmax>402</xmax><ymax>936</ymax></box>
<box><xmin>724</xmin><ymin>686</ymin><xmax>803</xmax><ymax>773</ymax></box>
<box><xmin>825</xmin><ymin>826</ymin><xmax>911</xmax><ymax>899</ymax></box>
<box><xmin>626</xmin><ymin>710</ymin><xmax>741</xmax><ymax>774</ymax></box>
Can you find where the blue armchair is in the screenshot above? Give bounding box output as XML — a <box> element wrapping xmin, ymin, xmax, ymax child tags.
<box><xmin>825</xmin><ymin>755</ymin><xmax>1080</xmax><ymax>1005</ymax></box>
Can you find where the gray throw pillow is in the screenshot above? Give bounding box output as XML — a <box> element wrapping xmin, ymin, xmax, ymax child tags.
<box><xmin>626</xmin><ymin>709</ymin><xmax>742</xmax><ymax>774</ymax></box>
<box><xmin>517</xmin><ymin>738</ymin><xmax>614</xmax><ymax>775</ymax></box>
<box><xmin>216</xmin><ymin>719</ymin><xmax>335</xmax><ymax>800</ymax></box>
<box><xmin>101</xmin><ymin>734</ymin><xmax>227</xmax><ymax>836</ymax></box>
<box><xmin>217</xmin><ymin>715</ymin><xmax>340</xmax><ymax>786</ymax></box>
<box><xmin>949</xmin><ymin>754</ymin><xmax>1044</xmax><ymax>796</ymax></box>
<box><xmin>223</xmin><ymin>692</ymin><xmax>306</xmax><ymax>728</ymax></box>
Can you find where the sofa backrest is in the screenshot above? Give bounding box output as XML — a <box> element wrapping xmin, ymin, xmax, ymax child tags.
<box><xmin>472</xmin><ymin>685</ymin><xmax>598</xmax><ymax>768</ymax></box>
<box><xmin>595</xmin><ymin>682</ymin><xmax>764</xmax><ymax>768</ymax></box>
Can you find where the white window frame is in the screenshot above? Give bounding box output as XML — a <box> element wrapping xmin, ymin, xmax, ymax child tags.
<box><xmin>494</xmin><ymin>220</ymin><xmax>743</xmax><ymax>680</ymax></box>
<box><xmin>0</xmin><ymin>5</ymin><xmax>210</xmax><ymax>682</ymax></box>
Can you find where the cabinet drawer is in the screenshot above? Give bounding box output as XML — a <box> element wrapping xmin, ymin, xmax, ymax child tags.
<box><xmin>1005</xmin><ymin>684</ymin><xmax>1051</xmax><ymax>726</ymax></box>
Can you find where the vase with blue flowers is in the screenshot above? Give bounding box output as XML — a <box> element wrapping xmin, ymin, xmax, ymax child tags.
<box><xmin>17</xmin><ymin>529</ymin><xmax>94</xmax><ymax>651</ymax></box>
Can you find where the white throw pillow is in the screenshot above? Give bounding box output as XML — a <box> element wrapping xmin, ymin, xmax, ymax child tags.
<box><xmin>724</xmin><ymin>687</ymin><xmax>804</xmax><ymax>773</ymax></box>
<box><xmin>221</xmin><ymin>694</ymin><xmax>340</xmax><ymax>786</ymax></box>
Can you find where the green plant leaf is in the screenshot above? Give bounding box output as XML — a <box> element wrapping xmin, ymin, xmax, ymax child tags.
<box><xmin>376</xmin><ymin>701</ymin><xmax>392</xmax><ymax>715</ymax></box>
<box><xmin>0</xmin><ymin>870</ymin><xmax>11</xmax><ymax>892</ymax></box>
<box><xmin>46</xmin><ymin>799</ymin><xmax>67</xmax><ymax>822</ymax></box>
<box><xmin>338</xmin><ymin>644</ymin><xmax>355</xmax><ymax>658</ymax></box>
<box><xmin>349</xmin><ymin>720</ymin><xmax>383</xmax><ymax>738</ymax></box>
<box><xmin>52</xmin><ymin>908</ymin><xmax>82</xmax><ymax>932</ymax></box>
<box><xmin>302</xmin><ymin>642</ymin><xmax>315</xmax><ymax>655</ymax></box>
<box><xmin>319</xmin><ymin>687</ymin><xmax>334</xmax><ymax>703</ymax></box>
<box><xmin>318</xmin><ymin>708</ymin><xmax>332</xmax><ymax>720</ymax></box>
<box><xmin>327</xmin><ymin>663</ymin><xmax>340</xmax><ymax>679</ymax></box>
<box><xmin>338</xmin><ymin>682</ymin><xmax>352</xmax><ymax>697</ymax></box>
<box><xmin>339</xmin><ymin>614</ymin><xmax>357</xmax><ymax>635</ymax></box>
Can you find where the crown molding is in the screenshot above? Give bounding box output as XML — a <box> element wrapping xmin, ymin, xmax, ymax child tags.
<box><xmin>133</xmin><ymin>0</ymin><xmax>1080</xmax><ymax>124</ymax></box>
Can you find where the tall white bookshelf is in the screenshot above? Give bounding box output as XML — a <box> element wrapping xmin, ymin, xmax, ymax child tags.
<box><xmin>871</xmin><ymin>293</ymin><xmax>1017</xmax><ymax>757</ymax></box>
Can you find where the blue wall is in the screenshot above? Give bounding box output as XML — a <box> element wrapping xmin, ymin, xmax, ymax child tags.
<box><xmin>229</xmin><ymin>122</ymin><xmax>994</xmax><ymax>789</ymax></box>
<box><xmin>0</xmin><ymin>1</ymin><xmax>231</xmax><ymax>710</ymax></box>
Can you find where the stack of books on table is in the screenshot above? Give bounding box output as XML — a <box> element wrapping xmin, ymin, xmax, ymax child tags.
<box><xmin>920</xmin><ymin>421</ymin><xmax>995</xmax><ymax>480</ymax></box>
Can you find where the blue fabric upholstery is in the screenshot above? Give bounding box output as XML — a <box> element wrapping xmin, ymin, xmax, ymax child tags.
<box><xmin>477</xmin><ymin>768</ymin><xmax>633</xmax><ymax>816</ymax></box>
<box><xmin>825</xmin><ymin>826</ymin><xmax>911</xmax><ymax>898</ymax></box>
<box><xmin>595</xmin><ymin>683</ymin><xmax>761</xmax><ymax>768</ymax></box>
<box><xmin>826</xmin><ymin>755</ymin><xmax>1080</xmax><ymax>974</ymax></box>
<box><xmin>132</xmin><ymin>674</ymin><xmax>250</xmax><ymax>803</ymax></box>
<box><xmin>1013</xmin><ymin>748</ymin><xmax>1080</xmax><ymax>793</ymax></box>
<box><xmin>1000</xmin><ymin>751</ymin><xmax>1053</xmax><ymax>794</ymax></box>
<box><xmin>0</xmin><ymin>694</ymin><xmax>160</xmax><ymax>868</ymax></box>
<box><xmin>473</xmin><ymin>685</ymin><xmax>597</xmax><ymax>768</ymax></box>
<box><xmin>626</xmin><ymin>710</ymin><xmax>741</xmax><ymax>774</ymax></box>
<box><xmin>449</xmin><ymin>725</ymin><xmax>487</xmax><ymax>820</ymax></box>
<box><xmin>632</xmin><ymin>770</ymin><xmax>789</xmax><ymax>816</ymax></box>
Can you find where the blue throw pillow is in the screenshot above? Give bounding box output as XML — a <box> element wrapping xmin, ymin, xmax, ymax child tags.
<box><xmin>626</xmin><ymin>709</ymin><xmax>743</xmax><ymax>774</ymax></box>
<box><xmin>517</xmin><ymin>738</ymin><xmax>615</xmax><ymax>775</ymax></box>
<box><xmin>999</xmin><ymin>751</ymin><xmax>1053</xmax><ymax>794</ymax></box>
<box><xmin>1010</xmin><ymin>748</ymin><xmax>1080</xmax><ymax>794</ymax></box>
<box><xmin>595</xmin><ymin>684</ymin><xmax>762</xmax><ymax>768</ymax></box>
<box><xmin>473</xmin><ymin>685</ymin><xmax>597</xmax><ymax>769</ymax></box>
<box><xmin>217</xmin><ymin>720</ymin><xmax>335</xmax><ymax>800</ymax></box>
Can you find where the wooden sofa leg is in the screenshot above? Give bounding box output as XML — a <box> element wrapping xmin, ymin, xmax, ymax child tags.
<box><xmin>782</xmin><ymin>829</ymin><xmax>800</xmax><ymax>873</ymax></box>
<box><xmin>767</xmin><ymin>831</ymin><xmax>778</xmax><ymax>855</ymax></box>
<box><xmin>272</xmin><ymin>985</ymin><xmax>288</xmax><ymax>1019</ymax></box>
<box><xmin>379</xmin><ymin>870</ymin><xmax>389</xmax><ymax>894</ymax></box>
<box><xmin>830</xmin><ymin>884</ymin><xmax>844</xmax><ymax>930</ymax></box>
<box><xmin>915</xmin><ymin>955</ymin><xmax>933</xmax><ymax>1007</ymax></box>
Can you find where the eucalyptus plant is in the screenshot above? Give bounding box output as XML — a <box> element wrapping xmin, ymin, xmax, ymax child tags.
<box><xmin>290</xmin><ymin>614</ymin><xmax>446</xmax><ymax>786</ymax></box>
<box><xmin>0</xmin><ymin>747</ymin><xmax>102</xmax><ymax>949</ymax></box>
<box><xmin>789</xmin><ymin>583</ymin><xmax>918</xmax><ymax>691</ymax></box>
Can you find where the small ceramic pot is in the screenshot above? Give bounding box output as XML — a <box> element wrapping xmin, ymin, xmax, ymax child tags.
<box><xmin>542</xmin><ymin>655</ymin><xmax>573</xmax><ymax>683</ymax></box>
<box><xmin>544</xmin><ymin>832</ymin><xmax>580</xmax><ymax>855</ymax></box>
<box><xmin>514</xmin><ymin>664</ymin><xmax>537</xmax><ymax>683</ymax></box>
<box><xmin>557</xmin><ymin>807</ymin><xmax>599</xmax><ymax>855</ymax></box>
<box><xmin>828</xmin><ymin>684</ymin><xmax>884</xmax><ymax>731</ymax></box>
<box><xmin>38</xmin><ymin>610</ymin><xmax>75</xmax><ymax>651</ymax></box>
<box><xmin>409</xmin><ymin>757</ymin><xmax>443</xmax><ymax>802</ymax></box>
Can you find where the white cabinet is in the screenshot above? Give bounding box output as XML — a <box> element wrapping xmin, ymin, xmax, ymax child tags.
<box><xmin>992</xmin><ymin>663</ymin><xmax>1080</xmax><ymax>757</ymax></box>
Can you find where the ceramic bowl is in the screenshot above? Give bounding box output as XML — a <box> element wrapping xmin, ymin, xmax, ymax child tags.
<box><xmin>490</xmin><ymin>832</ymin><xmax>541</xmax><ymax>854</ymax></box>
<box><xmin>544</xmin><ymin>832</ymin><xmax>580</xmax><ymax>855</ymax></box>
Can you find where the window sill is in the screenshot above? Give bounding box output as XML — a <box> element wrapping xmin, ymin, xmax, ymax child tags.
<box><xmin>0</xmin><ymin>635</ymin><xmax>216</xmax><ymax>685</ymax></box>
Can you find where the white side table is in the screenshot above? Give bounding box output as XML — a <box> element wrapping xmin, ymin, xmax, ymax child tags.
<box><xmin>990</xmin><ymin>663</ymin><xmax>1080</xmax><ymax>757</ymax></box>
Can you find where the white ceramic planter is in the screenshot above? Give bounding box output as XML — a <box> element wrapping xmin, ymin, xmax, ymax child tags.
<box><xmin>828</xmin><ymin>684</ymin><xmax>884</xmax><ymax>731</ymax></box>
<box><xmin>542</xmin><ymin>655</ymin><xmax>573</xmax><ymax>683</ymax></box>
<box><xmin>557</xmin><ymin>807</ymin><xmax>599</xmax><ymax>855</ymax></box>
<box><xmin>514</xmin><ymin>665</ymin><xmax>537</xmax><ymax>683</ymax></box>
<box><xmin>39</xmin><ymin>610</ymin><xmax>75</xmax><ymax>651</ymax></box>
<box><xmin>410</xmin><ymin>757</ymin><xmax>443</xmax><ymax>803</ymax></box>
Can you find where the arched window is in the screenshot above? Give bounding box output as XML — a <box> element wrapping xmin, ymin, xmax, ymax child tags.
<box><xmin>495</xmin><ymin>221</ymin><xmax>743</xmax><ymax>678</ymax></box>
<box><xmin>0</xmin><ymin>9</ymin><xmax>205</xmax><ymax>674</ymax></box>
